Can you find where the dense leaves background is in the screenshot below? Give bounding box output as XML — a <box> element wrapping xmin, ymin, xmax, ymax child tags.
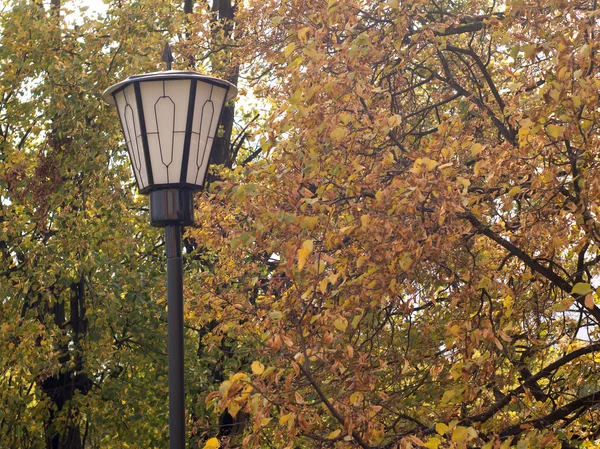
<box><xmin>1</xmin><ymin>0</ymin><xmax>600</xmax><ymax>448</ymax></box>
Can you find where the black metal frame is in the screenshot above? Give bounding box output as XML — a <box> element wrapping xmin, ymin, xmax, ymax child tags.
<box><xmin>149</xmin><ymin>189</ymin><xmax>194</xmax><ymax>227</ymax></box>
<box><xmin>133</xmin><ymin>82</ymin><xmax>155</xmax><ymax>187</ymax></box>
<box><xmin>180</xmin><ymin>79</ymin><xmax>198</xmax><ymax>186</ymax></box>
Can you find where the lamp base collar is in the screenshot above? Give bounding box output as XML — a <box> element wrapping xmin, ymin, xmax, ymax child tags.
<box><xmin>149</xmin><ymin>189</ymin><xmax>195</xmax><ymax>227</ymax></box>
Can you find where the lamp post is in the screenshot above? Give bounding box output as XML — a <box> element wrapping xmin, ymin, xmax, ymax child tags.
<box><xmin>102</xmin><ymin>50</ymin><xmax>237</xmax><ymax>449</ymax></box>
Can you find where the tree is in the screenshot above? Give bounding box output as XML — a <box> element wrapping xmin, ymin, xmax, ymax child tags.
<box><xmin>3</xmin><ymin>0</ymin><xmax>600</xmax><ymax>448</ymax></box>
<box><xmin>187</xmin><ymin>0</ymin><xmax>600</xmax><ymax>448</ymax></box>
<box><xmin>0</xmin><ymin>0</ymin><xmax>230</xmax><ymax>447</ymax></box>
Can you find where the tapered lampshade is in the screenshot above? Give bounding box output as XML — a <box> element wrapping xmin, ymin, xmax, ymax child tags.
<box><xmin>102</xmin><ymin>71</ymin><xmax>237</xmax><ymax>194</ymax></box>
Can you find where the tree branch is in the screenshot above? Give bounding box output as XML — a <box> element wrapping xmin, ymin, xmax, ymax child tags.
<box><xmin>458</xmin><ymin>210</ymin><xmax>600</xmax><ymax>323</ymax></box>
<box><xmin>298</xmin><ymin>363</ymin><xmax>372</xmax><ymax>449</ymax></box>
<box><xmin>500</xmin><ymin>391</ymin><xmax>600</xmax><ymax>437</ymax></box>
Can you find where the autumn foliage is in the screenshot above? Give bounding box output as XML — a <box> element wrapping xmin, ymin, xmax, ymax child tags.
<box><xmin>2</xmin><ymin>0</ymin><xmax>600</xmax><ymax>448</ymax></box>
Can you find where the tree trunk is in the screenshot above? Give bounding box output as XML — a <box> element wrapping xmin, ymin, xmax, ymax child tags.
<box><xmin>209</xmin><ymin>0</ymin><xmax>238</xmax><ymax>168</ymax></box>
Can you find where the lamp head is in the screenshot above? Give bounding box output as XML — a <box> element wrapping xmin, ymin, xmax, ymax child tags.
<box><xmin>102</xmin><ymin>70</ymin><xmax>237</xmax><ymax>195</ymax></box>
<box><xmin>102</xmin><ymin>52</ymin><xmax>237</xmax><ymax>226</ymax></box>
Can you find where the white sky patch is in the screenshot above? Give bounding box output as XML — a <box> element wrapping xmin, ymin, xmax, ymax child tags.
<box><xmin>63</xmin><ymin>0</ymin><xmax>107</xmax><ymax>24</ymax></box>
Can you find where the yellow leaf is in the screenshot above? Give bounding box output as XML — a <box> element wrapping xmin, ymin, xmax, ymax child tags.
<box><xmin>349</xmin><ymin>391</ymin><xmax>363</xmax><ymax>405</ymax></box>
<box><xmin>340</xmin><ymin>225</ymin><xmax>355</xmax><ymax>234</ymax></box>
<box><xmin>251</xmin><ymin>361</ymin><xmax>265</xmax><ymax>375</ymax></box>
<box><xmin>339</xmin><ymin>112</ymin><xmax>353</xmax><ymax>124</ymax></box>
<box><xmin>284</xmin><ymin>43</ymin><xmax>296</xmax><ymax>58</ymax></box>
<box><xmin>279</xmin><ymin>412</ymin><xmax>294</xmax><ymax>425</ymax></box>
<box><xmin>387</xmin><ymin>114</ymin><xmax>402</xmax><ymax>128</ymax></box>
<box><xmin>300</xmin><ymin>216</ymin><xmax>316</xmax><ymax>229</ymax></box>
<box><xmin>441</xmin><ymin>146</ymin><xmax>453</xmax><ymax>159</ymax></box>
<box><xmin>356</xmin><ymin>256</ymin><xmax>366</xmax><ymax>268</ymax></box>
<box><xmin>436</xmin><ymin>423</ymin><xmax>449</xmax><ymax>435</ymax></box>
<box><xmin>360</xmin><ymin>215</ymin><xmax>370</xmax><ymax>228</ymax></box>
<box><xmin>441</xmin><ymin>389</ymin><xmax>454</xmax><ymax>404</ymax></box>
<box><xmin>219</xmin><ymin>381</ymin><xmax>231</xmax><ymax>395</ymax></box>
<box><xmin>477</xmin><ymin>276</ymin><xmax>492</xmax><ymax>289</ymax></box>
<box><xmin>399</xmin><ymin>253</ymin><xmax>412</xmax><ymax>270</ymax></box>
<box><xmin>298</xmin><ymin>26</ymin><xmax>311</xmax><ymax>43</ymax></box>
<box><xmin>452</xmin><ymin>426</ymin><xmax>468</xmax><ymax>442</ymax></box>
<box><xmin>508</xmin><ymin>186</ymin><xmax>521</xmax><ymax>197</ymax></box>
<box><xmin>572</xmin><ymin>282</ymin><xmax>592</xmax><ymax>296</ymax></box>
<box><xmin>203</xmin><ymin>437</ymin><xmax>220</xmax><ymax>449</ymax></box>
<box><xmin>410</xmin><ymin>162</ymin><xmax>422</xmax><ymax>175</ymax></box>
<box><xmin>228</xmin><ymin>400</ymin><xmax>241</xmax><ymax>418</ymax></box>
<box><xmin>260</xmin><ymin>417</ymin><xmax>272</xmax><ymax>426</ymax></box>
<box><xmin>231</xmin><ymin>372</ymin><xmax>247</xmax><ymax>383</ymax></box>
<box><xmin>580</xmin><ymin>44</ymin><xmax>592</xmax><ymax>58</ymax></box>
<box><xmin>552</xmin><ymin>298</ymin><xmax>574</xmax><ymax>312</ymax></box>
<box><xmin>330</xmin><ymin>127</ymin><xmax>346</xmax><ymax>142</ymax></box>
<box><xmin>424</xmin><ymin>437</ymin><xmax>441</xmax><ymax>449</ymax></box>
<box><xmin>302</xmin><ymin>46</ymin><xmax>317</xmax><ymax>58</ymax></box>
<box><xmin>413</xmin><ymin>157</ymin><xmax>439</xmax><ymax>174</ymax></box>
<box><xmin>328</xmin><ymin>429</ymin><xmax>341</xmax><ymax>439</ymax></box>
<box><xmin>302</xmin><ymin>239</ymin><xmax>314</xmax><ymax>252</ymax></box>
<box><xmin>334</xmin><ymin>317</ymin><xmax>348</xmax><ymax>332</ymax></box>
<box><xmin>471</xmin><ymin>143</ymin><xmax>485</xmax><ymax>156</ymax></box>
<box><xmin>298</xmin><ymin>247</ymin><xmax>310</xmax><ymax>271</ymax></box>
<box><xmin>457</xmin><ymin>177</ymin><xmax>470</xmax><ymax>194</ymax></box>
<box><xmin>546</xmin><ymin>124</ymin><xmax>563</xmax><ymax>139</ymax></box>
<box><xmin>319</xmin><ymin>277</ymin><xmax>329</xmax><ymax>294</ymax></box>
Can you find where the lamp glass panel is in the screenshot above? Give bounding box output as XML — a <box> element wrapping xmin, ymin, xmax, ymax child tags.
<box><xmin>139</xmin><ymin>79</ymin><xmax>191</xmax><ymax>185</ymax></box>
<box><xmin>113</xmin><ymin>84</ymin><xmax>149</xmax><ymax>191</ymax></box>
<box><xmin>186</xmin><ymin>84</ymin><xmax>227</xmax><ymax>186</ymax></box>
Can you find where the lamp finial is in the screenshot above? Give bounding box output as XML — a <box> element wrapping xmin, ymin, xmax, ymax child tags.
<box><xmin>162</xmin><ymin>42</ymin><xmax>174</xmax><ymax>70</ymax></box>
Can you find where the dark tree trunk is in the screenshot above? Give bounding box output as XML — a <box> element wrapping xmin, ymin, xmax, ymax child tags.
<box><xmin>42</xmin><ymin>278</ymin><xmax>91</xmax><ymax>449</ymax></box>
<box><xmin>209</xmin><ymin>0</ymin><xmax>238</xmax><ymax>168</ymax></box>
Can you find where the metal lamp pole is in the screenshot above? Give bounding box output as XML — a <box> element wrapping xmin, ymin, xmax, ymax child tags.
<box><xmin>150</xmin><ymin>187</ymin><xmax>196</xmax><ymax>449</ymax></box>
<box><xmin>102</xmin><ymin>45</ymin><xmax>237</xmax><ymax>449</ymax></box>
<box><xmin>166</xmin><ymin>223</ymin><xmax>185</xmax><ymax>449</ymax></box>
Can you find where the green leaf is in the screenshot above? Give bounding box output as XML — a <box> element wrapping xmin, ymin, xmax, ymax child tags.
<box><xmin>269</xmin><ymin>311</ymin><xmax>283</xmax><ymax>320</ymax></box>
<box><xmin>572</xmin><ymin>282</ymin><xmax>592</xmax><ymax>296</ymax></box>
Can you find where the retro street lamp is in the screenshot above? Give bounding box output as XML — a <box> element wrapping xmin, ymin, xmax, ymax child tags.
<box><xmin>102</xmin><ymin>46</ymin><xmax>237</xmax><ymax>449</ymax></box>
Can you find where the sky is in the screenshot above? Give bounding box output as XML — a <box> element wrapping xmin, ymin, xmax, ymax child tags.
<box><xmin>80</xmin><ymin>0</ymin><xmax>106</xmax><ymax>14</ymax></box>
<box><xmin>66</xmin><ymin>0</ymin><xmax>107</xmax><ymax>23</ymax></box>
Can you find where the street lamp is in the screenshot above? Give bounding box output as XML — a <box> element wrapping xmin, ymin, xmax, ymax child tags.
<box><xmin>102</xmin><ymin>48</ymin><xmax>237</xmax><ymax>449</ymax></box>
